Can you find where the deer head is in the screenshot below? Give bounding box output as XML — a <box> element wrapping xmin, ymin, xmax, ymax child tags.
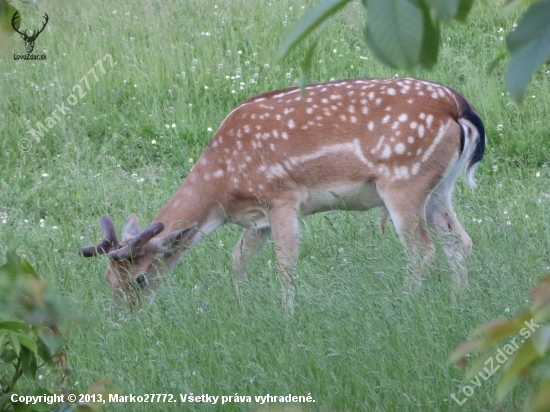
<box><xmin>11</xmin><ymin>11</ymin><xmax>49</xmax><ymax>54</ymax></box>
<box><xmin>81</xmin><ymin>215</ymin><xmax>197</xmax><ymax>309</ymax></box>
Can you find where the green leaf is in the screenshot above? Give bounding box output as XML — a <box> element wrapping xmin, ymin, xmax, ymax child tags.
<box><xmin>21</xmin><ymin>346</ymin><xmax>37</xmax><ymax>379</ymax></box>
<box><xmin>36</xmin><ymin>337</ymin><xmax>53</xmax><ymax>365</ymax></box>
<box><xmin>0</xmin><ymin>393</ymin><xmax>13</xmax><ymax>408</ymax></box>
<box><xmin>299</xmin><ymin>19</ymin><xmax>330</xmax><ymax>87</ymax></box>
<box><xmin>14</xmin><ymin>332</ymin><xmax>37</xmax><ymax>354</ymax></box>
<box><xmin>13</xmin><ymin>401</ymin><xmax>31</xmax><ymax>412</ymax></box>
<box><xmin>526</xmin><ymin>379</ymin><xmax>550</xmax><ymax>412</ymax></box>
<box><xmin>496</xmin><ymin>339</ymin><xmax>540</xmax><ymax>401</ymax></box>
<box><xmin>530</xmin><ymin>325</ymin><xmax>550</xmax><ymax>356</ymax></box>
<box><xmin>9</xmin><ymin>331</ymin><xmax>20</xmax><ymax>355</ymax></box>
<box><xmin>24</xmin><ymin>389</ymin><xmax>56</xmax><ymax>412</ymax></box>
<box><xmin>0</xmin><ymin>321</ymin><xmax>30</xmax><ymax>333</ymax></box>
<box><xmin>20</xmin><ymin>256</ymin><xmax>38</xmax><ymax>278</ymax></box>
<box><xmin>448</xmin><ymin>337</ymin><xmax>484</xmax><ymax>364</ymax></box>
<box><xmin>456</xmin><ymin>0</ymin><xmax>474</xmax><ymax>21</ymax></box>
<box><xmin>277</xmin><ymin>0</ymin><xmax>352</xmax><ymax>61</ymax></box>
<box><xmin>505</xmin><ymin>0</ymin><xmax>550</xmax><ymax>102</ymax></box>
<box><xmin>501</xmin><ymin>0</ymin><xmax>537</xmax><ymax>13</ymax></box>
<box><xmin>0</xmin><ymin>2</ymin><xmax>18</xmax><ymax>36</ymax></box>
<box><xmin>0</xmin><ymin>251</ymin><xmax>20</xmax><ymax>279</ymax></box>
<box><xmin>38</xmin><ymin>327</ymin><xmax>64</xmax><ymax>355</ymax></box>
<box><xmin>425</xmin><ymin>0</ymin><xmax>460</xmax><ymax>22</ymax></box>
<box><xmin>0</xmin><ymin>348</ymin><xmax>17</xmax><ymax>363</ymax></box>
<box><xmin>418</xmin><ymin>0</ymin><xmax>440</xmax><ymax>69</ymax></box>
<box><xmin>364</xmin><ymin>0</ymin><xmax>424</xmax><ymax>68</ymax></box>
<box><xmin>470</xmin><ymin>316</ymin><xmax>530</xmax><ymax>344</ymax></box>
<box><xmin>531</xmin><ymin>278</ymin><xmax>550</xmax><ymax>315</ymax></box>
<box><xmin>0</xmin><ymin>332</ymin><xmax>7</xmax><ymax>354</ymax></box>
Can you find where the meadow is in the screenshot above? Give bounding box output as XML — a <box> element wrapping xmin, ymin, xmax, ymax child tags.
<box><xmin>0</xmin><ymin>0</ymin><xmax>549</xmax><ymax>410</ymax></box>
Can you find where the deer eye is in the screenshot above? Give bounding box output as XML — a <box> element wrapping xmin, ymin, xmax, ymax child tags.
<box><xmin>135</xmin><ymin>274</ymin><xmax>148</xmax><ymax>287</ymax></box>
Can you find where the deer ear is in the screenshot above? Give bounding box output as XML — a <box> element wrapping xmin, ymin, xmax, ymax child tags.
<box><xmin>150</xmin><ymin>223</ymin><xmax>198</xmax><ymax>255</ymax></box>
<box><xmin>121</xmin><ymin>214</ymin><xmax>140</xmax><ymax>242</ymax></box>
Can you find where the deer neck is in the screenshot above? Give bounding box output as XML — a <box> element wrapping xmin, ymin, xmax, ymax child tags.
<box><xmin>153</xmin><ymin>166</ymin><xmax>227</xmax><ymax>244</ymax></box>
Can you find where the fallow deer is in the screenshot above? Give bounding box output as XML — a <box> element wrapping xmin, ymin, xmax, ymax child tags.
<box><xmin>81</xmin><ymin>78</ymin><xmax>485</xmax><ymax>312</ymax></box>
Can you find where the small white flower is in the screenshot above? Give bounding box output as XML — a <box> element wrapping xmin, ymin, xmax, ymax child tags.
<box><xmin>171</xmin><ymin>123</ymin><xmax>176</xmax><ymax>128</ymax></box>
<box><xmin>152</xmin><ymin>139</ymin><xmax>157</xmax><ymax>145</ymax></box>
<box><xmin>493</xmin><ymin>165</ymin><xmax>498</xmax><ymax>172</ymax></box>
<box><xmin>536</xmin><ymin>172</ymin><xmax>541</xmax><ymax>177</ymax></box>
<box><xmin>207</xmin><ymin>127</ymin><xmax>212</xmax><ymax>132</ymax></box>
<box><xmin>188</xmin><ymin>158</ymin><xmax>193</xmax><ymax>163</ymax></box>
<box><xmin>52</xmin><ymin>226</ymin><xmax>58</xmax><ymax>230</ymax></box>
<box><xmin>505</xmin><ymin>307</ymin><xmax>510</xmax><ymax>313</ymax></box>
<box><xmin>41</xmin><ymin>173</ymin><xmax>49</xmax><ymax>177</ymax></box>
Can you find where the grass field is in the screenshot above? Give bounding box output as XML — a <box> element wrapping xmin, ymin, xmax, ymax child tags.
<box><xmin>1</xmin><ymin>0</ymin><xmax>549</xmax><ymax>410</ymax></box>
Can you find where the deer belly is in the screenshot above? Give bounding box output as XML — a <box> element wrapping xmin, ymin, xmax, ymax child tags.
<box><xmin>299</xmin><ymin>180</ymin><xmax>384</xmax><ymax>215</ymax></box>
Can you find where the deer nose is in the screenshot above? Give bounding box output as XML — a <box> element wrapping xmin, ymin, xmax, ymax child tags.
<box><xmin>136</xmin><ymin>274</ymin><xmax>148</xmax><ymax>287</ymax></box>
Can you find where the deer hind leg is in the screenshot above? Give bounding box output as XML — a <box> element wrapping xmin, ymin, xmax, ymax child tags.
<box><xmin>426</xmin><ymin>192</ymin><xmax>472</xmax><ymax>300</ymax></box>
<box><xmin>232</xmin><ymin>227</ymin><xmax>271</xmax><ymax>301</ymax></box>
<box><xmin>379</xmin><ymin>188</ymin><xmax>435</xmax><ymax>293</ymax></box>
<box><xmin>268</xmin><ymin>204</ymin><xmax>301</xmax><ymax>313</ymax></box>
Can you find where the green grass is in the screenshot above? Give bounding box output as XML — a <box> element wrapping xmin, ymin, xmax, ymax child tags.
<box><xmin>1</xmin><ymin>0</ymin><xmax>549</xmax><ymax>410</ymax></box>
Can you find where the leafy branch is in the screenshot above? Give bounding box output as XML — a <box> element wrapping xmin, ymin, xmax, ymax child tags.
<box><xmin>449</xmin><ymin>275</ymin><xmax>550</xmax><ymax>411</ymax></box>
<box><xmin>278</xmin><ymin>0</ymin><xmax>550</xmax><ymax>101</ymax></box>
<box><xmin>0</xmin><ymin>251</ymin><xmax>115</xmax><ymax>412</ymax></box>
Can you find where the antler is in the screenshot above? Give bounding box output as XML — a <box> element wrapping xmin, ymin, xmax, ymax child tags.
<box><xmin>80</xmin><ymin>215</ymin><xmax>121</xmax><ymax>257</ymax></box>
<box><xmin>107</xmin><ymin>222</ymin><xmax>165</xmax><ymax>261</ymax></box>
<box><xmin>33</xmin><ymin>13</ymin><xmax>48</xmax><ymax>38</ymax></box>
<box><xmin>11</xmin><ymin>11</ymin><xmax>27</xmax><ymax>38</ymax></box>
<box><xmin>81</xmin><ymin>215</ymin><xmax>166</xmax><ymax>260</ymax></box>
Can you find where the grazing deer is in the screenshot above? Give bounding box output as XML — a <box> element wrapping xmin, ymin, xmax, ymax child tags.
<box><xmin>81</xmin><ymin>78</ymin><xmax>485</xmax><ymax>312</ymax></box>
